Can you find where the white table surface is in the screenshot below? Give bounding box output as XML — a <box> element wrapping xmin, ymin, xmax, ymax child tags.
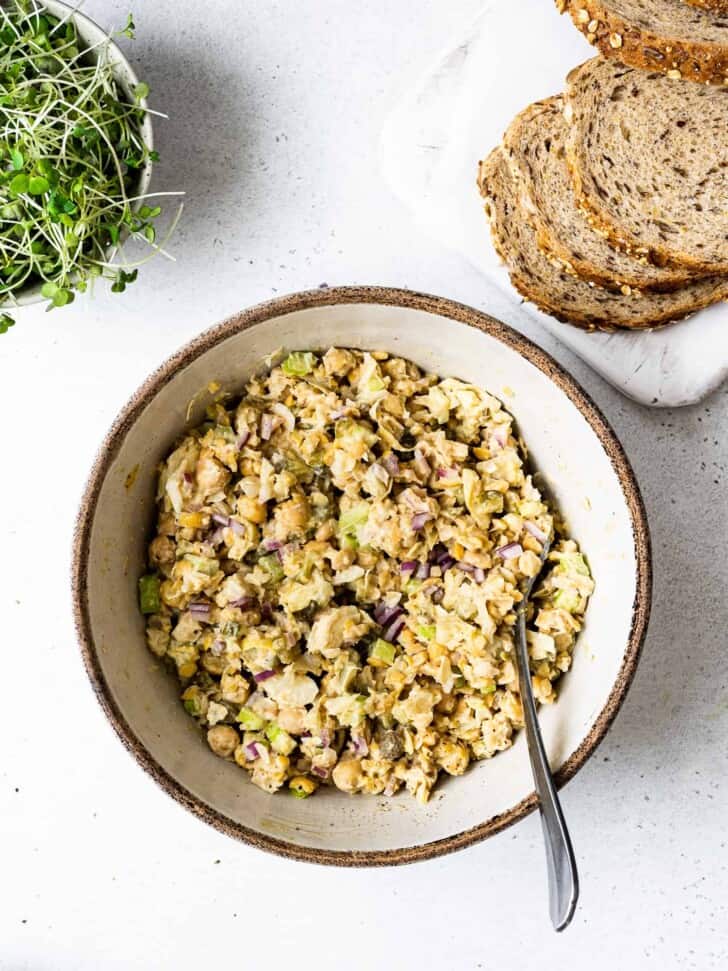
<box><xmin>1</xmin><ymin>2</ymin><xmax>726</xmax><ymax>968</ymax></box>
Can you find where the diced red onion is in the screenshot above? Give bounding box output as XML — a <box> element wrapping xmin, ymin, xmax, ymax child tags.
<box><xmin>490</xmin><ymin>427</ymin><xmax>507</xmax><ymax>450</ymax></box>
<box><xmin>209</xmin><ymin>527</ymin><xmax>225</xmax><ymax>547</ymax></box>
<box><xmin>437</xmin><ymin>467</ymin><xmax>459</xmax><ymax>480</ymax></box>
<box><xmin>455</xmin><ymin>561</ymin><xmax>476</xmax><ymax>575</ymax></box>
<box><xmin>351</xmin><ymin>735</ymin><xmax>369</xmax><ymax>757</ymax></box>
<box><xmin>260</xmin><ymin>603</ymin><xmax>274</xmax><ymax>622</ymax></box>
<box><xmin>382</xmin><ymin>453</ymin><xmax>400</xmax><ymax>476</ymax></box>
<box><xmin>375</xmin><ymin>604</ymin><xmax>403</xmax><ymax>627</ymax></box>
<box><xmin>237</xmin><ymin>426</ymin><xmax>250</xmax><ymax>449</ymax></box>
<box><xmin>189</xmin><ymin>602</ymin><xmax>211</xmax><ymax>619</ymax></box>
<box><xmin>229</xmin><ymin>596</ymin><xmax>256</xmax><ymax>610</ymax></box>
<box><xmin>261</xmin><ymin>538</ymin><xmax>283</xmax><ymax>553</ymax></box>
<box><xmin>319</xmin><ymin>730</ymin><xmax>331</xmax><ymax>748</ymax></box>
<box><xmin>524</xmin><ymin>521</ymin><xmax>548</xmax><ymax>544</ymax></box>
<box><xmin>411</xmin><ymin>512</ymin><xmax>433</xmax><ymax>532</ymax></box>
<box><xmin>473</xmin><ymin>567</ymin><xmax>486</xmax><ymax>583</ymax></box>
<box><xmin>212</xmin><ymin>513</ymin><xmax>230</xmax><ymax>527</ymax></box>
<box><xmin>400</xmin><ymin>560</ymin><xmax>418</xmax><ymax>575</ymax></box>
<box><xmin>383</xmin><ymin>615</ymin><xmax>406</xmax><ymax>642</ymax></box>
<box><xmin>415</xmin><ymin>562</ymin><xmax>430</xmax><ymax>580</ymax></box>
<box><xmin>260</xmin><ymin>414</ymin><xmax>275</xmax><ymax>440</ymax></box>
<box><xmin>254</xmin><ymin>669</ymin><xmax>276</xmax><ymax>683</ymax></box>
<box><xmin>228</xmin><ymin>518</ymin><xmax>246</xmax><ymax>536</ymax></box>
<box><xmin>439</xmin><ymin>555</ymin><xmax>456</xmax><ymax>572</ymax></box>
<box><xmin>311</xmin><ymin>765</ymin><xmax>329</xmax><ymax>779</ymax></box>
<box><xmin>300</xmin><ymin>731</ymin><xmax>311</xmax><ymax>739</ymax></box>
<box><xmin>496</xmin><ymin>542</ymin><xmax>523</xmax><ymax>560</ymax></box>
<box><xmin>245</xmin><ymin>742</ymin><xmax>262</xmax><ymax>761</ymax></box>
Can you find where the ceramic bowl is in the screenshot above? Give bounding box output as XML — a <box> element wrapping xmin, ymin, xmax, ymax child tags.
<box><xmin>9</xmin><ymin>0</ymin><xmax>154</xmax><ymax>308</ymax></box>
<box><xmin>72</xmin><ymin>287</ymin><xmax>651</xmax><ymax>865</ymax></box>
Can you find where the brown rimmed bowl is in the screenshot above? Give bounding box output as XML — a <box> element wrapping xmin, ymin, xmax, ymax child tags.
<box><xmin>72</xmin><ymin>286</ymin><xmax>651</xmax><ymax>866</ymax></box>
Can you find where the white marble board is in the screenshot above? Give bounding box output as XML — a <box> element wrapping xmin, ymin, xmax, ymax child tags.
<box><xmin>379</xmin><ymin>0</ymin><xmax>728</xmax><ymax>408</ymax></box>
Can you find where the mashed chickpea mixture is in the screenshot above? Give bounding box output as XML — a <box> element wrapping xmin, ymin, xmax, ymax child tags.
<box><xmin>139</xmin><ymin>348</ymin><xmax>594</xmax><ymax>802</ymax></box>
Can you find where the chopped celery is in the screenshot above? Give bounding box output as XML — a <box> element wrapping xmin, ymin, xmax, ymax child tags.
<box><xmin>237</xmin><ymin>707</ymin><xmax>264</xmax><ymax>730</ymax></box>
<box><xmin>265</xmin><ymin>722</ymin><xmax>297</xmax><ymax>755</ymax></box>
<box><xmin>259</xmin><ymin>553</ymin><xmax>284</xmax><ymax>582</ymax></box>
<box><xmin>184</xmin><ymin>554</ymin><xmax>219</xmax><ymax>576</ymax></box>
<box><xmin>417</xmin><ymin>625</ymin><xmax>436</xmax><ymax>641</ymax></box>
<box><xmin>554</xmin><ymin>588</ymin><xmax>582</xmax><ymax>612</ymax></box>
<box><xmin>338</xmin><ymin>502</ymin><xmax>369</xmax><ymax>546</ymax></box>
<box><xmin>370</xmin><ymin>638</ymin><xmax>396</xmax><ymax>665</ymax></box>
<box><xmin>483</xmin><ymin>681</ymin><xmax>497</xmax><ymax>694</ymax></box>
<box><xmin>282</xmin><ymin>351</ymin><xmax>317</xmax><ymax>376</ymax></box>
<box><xmin>221</xmin><ymin>621</ymin><xmax>241</xmax><ymax>638</ymax></box>
<box><xmin>554</xmin><ymin>551</ymin><xmax>590</xmax><ymax>577</ymax></box>
<box><xmin>138</xmin><ymin>574</ymin><xmax>160</xmax><ymax>614</ymax></box>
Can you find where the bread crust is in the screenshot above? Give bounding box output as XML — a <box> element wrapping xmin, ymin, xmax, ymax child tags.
<box><xmin>502</xmin><ymin>97</ymin><xmax>699</xmax><ymax>293</ymax></box>
<box><xmin>684</xmin><ymin>0</ymin><xmax>728</xmax><ymax>12</ymax></box>
<box><xmin>476</xmin><ymin>148</ymin><xmax>728</xmax><ymax>331</ymax></box>
<box><xmin>556</xmin><ymin>0</ymin><xmax>728</xmax><ymax>85</ymax></box>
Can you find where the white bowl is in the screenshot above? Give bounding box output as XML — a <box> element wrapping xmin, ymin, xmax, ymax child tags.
<box><xmin>9</xmin><ymin>0</ymin><xmax>154</xmax><ymax>308</ymax></box>
<box><xmin>72</xmin><ymin>287</ymin><xmax>651</xmax><ymax>865</ymax></box>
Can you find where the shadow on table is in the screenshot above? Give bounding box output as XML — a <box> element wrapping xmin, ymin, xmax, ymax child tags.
<box><xmin>596</xmin><ymin>398</ymin><xmax>726</xmax><ymax>769</ymax></box>
<box><xmin>126</xmin><ymin>40</ymin><xmax>278</xmax><ymax>280</ymax></box>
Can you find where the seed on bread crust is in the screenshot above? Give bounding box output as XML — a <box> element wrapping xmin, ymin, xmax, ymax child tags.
<box><xmin>556</xmin><ymin>0</ymin><xmax>728</xmax><ymax>86</ymax></box>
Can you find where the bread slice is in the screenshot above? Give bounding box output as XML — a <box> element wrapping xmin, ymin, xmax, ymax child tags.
<box><xmin>477</xmin><ymin>148</ymin><xmax>728</xmax><ymax>330</ymax></box>
<box><xmin>685</xmin><ymin>0</ymin><xmax>728</xmax><ymax>12</ymax></box>
<box><xmin>502</xmin><ymin>96</ymin><xmax>697</xmax><ymax>293</ymax></box>
<box><xmin>565</xmin><ymin>58</ymin><xmax>728</xmax><ymax>273</ymax></box>
<box><xmin>556</xmin><ymin>0</ymin><xmax>728</xmax><ymax>85</ymax></box>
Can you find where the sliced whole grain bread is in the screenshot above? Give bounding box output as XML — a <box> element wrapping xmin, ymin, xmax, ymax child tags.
<box><xmin>477</xmin><ymin>147</ymin><xmax>728</xmax><ymax>330</ymax></box>
<box><xmin>556</xmin><ymin>0</ymin><xmax>728</xmax><ymax>84</ymax></box>
<box><xmin>685</xmin><ymin>0</ymin><xmax>728</xmax><ymax>13</ymax></box>
<box><xmin>502</xmin><ymin>96</ymin><xmax>698</xmax><ymax>293</ymax></box>
<box><xmin>565</xmin><ymin>58</ymin><xmax>728</xmax><ymax>273</ymax></box>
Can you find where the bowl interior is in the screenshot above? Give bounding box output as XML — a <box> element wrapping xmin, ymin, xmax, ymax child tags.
<box><xmin>78</xmin><ymin>296</ymin><xmax>646</xmax><ymax>861</ymax></box>
<box><xmin>11</xmin><ymin>0</ymin><xmax>153</xmax><ymax>308</ymax></box>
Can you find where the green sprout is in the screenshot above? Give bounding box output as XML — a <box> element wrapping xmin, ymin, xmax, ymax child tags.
<box><xmin>0</xmin><ymin>2</ymin><xmax>183</xmax><ymax>332</ymax></box>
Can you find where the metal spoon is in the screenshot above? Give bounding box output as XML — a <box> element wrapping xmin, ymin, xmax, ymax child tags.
<box><xmin>515</xmin><ymin>532</ymin><xmax>578</xmax><ymax>932</ymax></box>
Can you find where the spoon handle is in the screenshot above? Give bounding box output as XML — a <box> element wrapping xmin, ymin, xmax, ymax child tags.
<box><xmin>516</xmin><ymin>607</ymin><xmax>579</xmax><ymax>932</ymax></box>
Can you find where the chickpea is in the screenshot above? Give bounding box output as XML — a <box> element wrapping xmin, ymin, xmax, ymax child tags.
<box><xmin>277</xmin><ymin>707</ymin><xmax>307</xmax><ymax>734</ymax></box>
<box><xmin>220</xmin><ymin>670</ymin><xmax>250</xmax><ymax>705</ymax></box>
<box><xmin>201</xmin><ymin>653</ymin><xmax>227</xmax><ymax>675</ymax></box>
<box><xmin>315</xmin><ymin>519</ymin><xmax>336</xmax><ymax>542</ymax></box>
<box><xmin>275</xmin><ymin>495</ymin><xmax>310</xmax><ymax>537</ymax></box>
<box><xmin>237</xmin><ymin>496</ymin><xmax>267</xmax><ymax>524</ymax></box>
<box><xmin>149</xmin><ymin>534</ymin><xmax>175</xmax><ymax>568</ymax></box>
<box><xmin>332</xmin><ymin>757</ymin><xmax>365</xmax><ymax>793</ymax></box>
<box><xmin>206</xmin><ymin>725</ymin><xmax>239</xmax><ymax>758</ymax></box>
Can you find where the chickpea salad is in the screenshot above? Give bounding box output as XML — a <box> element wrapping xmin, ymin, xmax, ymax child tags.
<box><xmin>139</xmin><ymin>348</ymin><xmax>594</xmax><ymax>802</ymax></box>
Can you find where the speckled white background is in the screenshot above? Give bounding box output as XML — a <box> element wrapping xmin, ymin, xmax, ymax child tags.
<box><xmin>0</xmin><ymin>2</ymin><xmax>726</xmax><ymax>968</ymax></box>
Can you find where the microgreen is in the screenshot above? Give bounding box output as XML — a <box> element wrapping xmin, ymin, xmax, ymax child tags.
<box><xmin>0</xmin><ymin>2</ymin><xmax>183</xmax><ymax>332</ymax></box>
